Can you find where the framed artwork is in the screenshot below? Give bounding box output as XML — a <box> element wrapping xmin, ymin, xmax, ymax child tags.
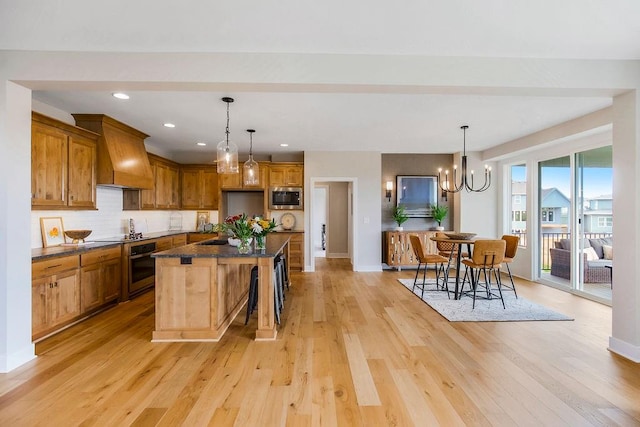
<box><xmin>196</xmin><ymin>211</ymin><xmax>210</xmax><ymax>230</ymax></box>
<box><xmin>40</xmin><ymin>217</ymin><xmax>65</xmax><ymax>247</ymax></box>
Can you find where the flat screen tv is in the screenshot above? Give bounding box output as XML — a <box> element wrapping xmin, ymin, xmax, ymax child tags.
<box><xmin>396</xmin><ymin>175</ymin><xmax>438</xmax><ymax>217</ymax></box>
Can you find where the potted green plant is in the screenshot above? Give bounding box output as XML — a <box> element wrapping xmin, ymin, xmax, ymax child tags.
<box><xmin>392</xmin><ymin>205</ymin><xmax>409</xmax><ymax>231</ymax></box>
<box><xmin>431</xmin><ymin>205</ymin><xmax>448</xmax><ymax>231</ymax></box>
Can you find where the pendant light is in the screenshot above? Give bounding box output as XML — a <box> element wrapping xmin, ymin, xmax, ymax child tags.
<box><xmin>216</xmin><ymin>97</ymin><xmax>239</xmax><ymax>174</ymax></box>
<box><xmin>438</xmin><ymin>125</ymin><xmax>491</xmax><ymax>194</ymax></box>
<box><xmin>243</xmin><ymin>129</ymin><xmax>259</xmax><ymax>186</ymax></box>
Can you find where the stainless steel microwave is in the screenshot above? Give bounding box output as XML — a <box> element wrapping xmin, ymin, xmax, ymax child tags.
<box><xmin>269</xmin><ymin>187</ymin><xmax>303</xmax><ymax>210</ymax></box>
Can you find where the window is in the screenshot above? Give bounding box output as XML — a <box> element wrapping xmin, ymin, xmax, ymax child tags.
<box><xmin>548</xmin><ymin>210</ymin><xmax>554</xmax><ymax>222</ymax></box>
<box><xmin>598</xmin><ymin>217</ymin><xmax>612</xmax><ymax>227</ymax></box>
<box><xmin>510</xmin><ymin>164</ymin><xmax>527</xmax><ymax>247</ymax></box>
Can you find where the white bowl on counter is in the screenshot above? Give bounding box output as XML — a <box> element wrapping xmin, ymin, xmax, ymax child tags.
<box><xmin>228</xmin><ymin>237</ymin><xmax>252</xmax><ymax>247</ymax></box>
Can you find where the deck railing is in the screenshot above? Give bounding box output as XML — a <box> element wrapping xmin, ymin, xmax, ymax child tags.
<box><xmin>511</xmin><ymin>231</ymin><xmax>612</xmax><ymax>270</ymax></box>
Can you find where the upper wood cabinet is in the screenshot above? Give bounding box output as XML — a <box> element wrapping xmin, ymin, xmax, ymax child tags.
<box><xmin>123</xmin><ymin>154</ymin><xmax>180</xmax><ymax>210</ymax></box>
<box><xmin>31</xmin><ymin>113</ymin><xmax>98</xmax><ymax>210</ymax></box>
<box><xmin>154</xmin><ymin>160</ymin><xmax>180</xmax><ymax>209</ymax></box>
<box><xmin>269</xmin><ymin>164</ymin><xmax>303</xmax><ymax>187</ymax></box>
<box><xmin>180</xmin><ymin>166</ymin><xmax>219</xmax><ymax>209</ymax></box>
<box><xmin>219</xmin><ymin>165</ymin><xmax>268</xmax><ymax>190</ymax></box>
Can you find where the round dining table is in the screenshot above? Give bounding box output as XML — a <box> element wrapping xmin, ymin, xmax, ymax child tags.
<box><xmin>430</xmin><ymin>235</ymin><xmax>481</xmax><ymax>299</ymax></box>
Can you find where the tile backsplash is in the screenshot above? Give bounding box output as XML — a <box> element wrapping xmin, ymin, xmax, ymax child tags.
<box><xmin>30</xmin><ymin>187</ymin><xmax>218</xmax><ymax>248</ymax></box>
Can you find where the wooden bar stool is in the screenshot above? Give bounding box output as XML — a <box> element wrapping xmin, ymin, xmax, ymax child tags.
<box><xmin>408</xmin><ymin>234</ymin><xmax>450</xmax><ymax>298</ymax></box>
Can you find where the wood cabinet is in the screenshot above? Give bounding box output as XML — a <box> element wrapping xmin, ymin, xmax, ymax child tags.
<box><xmin>180</xmin><ymin>166</ymin><xmax>219</xmax><ymax>209</ymax></box>
<box><xmin>32</xmin><ymin>255</ymin><xmax>81</xmax><ymax>340</ymax></box>
<box><xmin>80</xmin><ymin>246</ymin><xmax>122</xmax><ymax>313</ymax></box>
<box><xmin>277</xmin><ymin>232</ymin><xmax>304</xmax><ymax>271</ymax></box>
<box><xmin>123</xmin><ymin>154</ymin><xmax>180</xmax><ymax>210</ymax></box>
<box><xmin>384</xmin><ymin>230</ymin><xmax>440</xmax><ymax>269</ymax></box>
<box><xmin>31</xmin><ymin>112</ymin><xmax>98</xmax><ymax>210</ymax></box>
<box><xmin>219</xmin><ymin>166</ymin><xmax>268</xmax><ymax>190</ymax></box>
<box><xmin>171</xmin><ymin>233</ymin><xmax>187</xmax><ymax>247</ymax></box>
<box><xmin>188</xmin><ymin>233</ymin><xmax>219</xmax><ymax>244</ymax></box>
<box><xmin>155</xmin><ymin>161</ymin><xmax>180</xmax><ymax>209</ymax></box>
<box><xmin>269</xmin><ymin>164</ymin><xmax>303</xmax><ymax>187</ymax></box>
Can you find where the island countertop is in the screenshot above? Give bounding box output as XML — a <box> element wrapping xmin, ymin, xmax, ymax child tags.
<box><xmin>152</xmin><ymin>233</ymin><xmax>291</xmax><ymax>342</ymax></box>
<box><xmin>152</xmin><ymin>234</ymin><xmax>290</xmax><ymax>258</ymax></box>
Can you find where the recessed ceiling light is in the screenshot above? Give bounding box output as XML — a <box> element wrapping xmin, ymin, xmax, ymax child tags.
<box><xmin>112</xmin><ymin>92</ymin><xmax>129</xmax><ymax>100</ymax></box>
<box><xmin>196</xmin><ymin>142</ymin><xmax>207</xmax><ymax>146</ymax></box>
<box><xmin>163</xmin><ymin>123</ymin><xmax>176</xmax><ymax>128</ymax></box>
<box><xmin>280</xmin><ymin>143</ymin><xmax>289</xmax><ymax>147</ymax></box>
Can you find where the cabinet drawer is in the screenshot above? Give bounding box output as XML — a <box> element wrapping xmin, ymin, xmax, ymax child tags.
<box><xmin>33</xmin><ymin>255</ymin><xmax>79</xmax><ymax>278</ymax></box>
<box><xmin>172</xmin><ymin>234</ymin><xmax>187</xmax><ymax>247</ymax></box>
<box><xmin>155</xmin><ymin>237</ymin><xmax>173</xmax><ymax>252</ymax></box>
<box><xmin>81</xmin><ymin>246</ymin><xmax>121</xmax><ymax>266</ymax></box>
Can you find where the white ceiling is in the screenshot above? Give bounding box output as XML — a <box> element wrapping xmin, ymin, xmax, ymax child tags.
<box><xmin>6</xmin><ymin>0</ymin><xmax>637</xmax><ymax>163</ymax></box>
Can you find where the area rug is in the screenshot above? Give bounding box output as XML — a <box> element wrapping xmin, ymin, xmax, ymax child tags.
<box><xmin>397</xmin><ymin>278</ymin><xmax>573</xmax><ymax>322</ymax></box>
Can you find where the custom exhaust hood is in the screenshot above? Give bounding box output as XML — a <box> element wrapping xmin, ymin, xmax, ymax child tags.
<box><xmin>72</xmin><ymin>114</ymin><xmax>154</xmax><ymax>189</ymax></box>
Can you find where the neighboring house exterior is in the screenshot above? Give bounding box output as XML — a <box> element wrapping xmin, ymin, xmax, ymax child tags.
<box><xmin>511</xmin><ymin>181</ymin><xmax>527</xmax><ymax>232</ymax></box>
<box><xmin>583</xmin><ymin>194</ymin><xmax>613</xmax><ymax>233</ymax></box>
<box><xmin>540</xmin><ymin>188</ymin><xmax>570</xmax><ymax>233</ymax></box>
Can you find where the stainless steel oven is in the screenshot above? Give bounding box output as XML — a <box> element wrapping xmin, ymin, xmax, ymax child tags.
<box><xmin>128</xmin><ymin>241</ymin><xmax>156</xmax><ymax>297</ymax></box>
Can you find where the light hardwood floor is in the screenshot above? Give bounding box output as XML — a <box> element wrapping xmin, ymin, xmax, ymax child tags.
<box><xmin>1</xmin><ymin>258</ymin><xmax>639</xmax><ymax>426</ymax></box>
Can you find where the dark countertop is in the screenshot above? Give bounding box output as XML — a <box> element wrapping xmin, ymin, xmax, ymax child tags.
<box><xmin>32</xmin><ymin>241</ymin><xmax>123</xmax><ymax>261</ymax></box>
<box><xmin>94</xmin><ymin>230</ymin><xmax>188</xmax><ymax>243</ymax></box>
<box><xmin>32</xmin><ymin>230</ymin><xmax>189</xmax><ymax>261</ymax></box>
<box><xmin>153</xmin><ymin>234</ymin><xmax>291</xmax><ymax>259</ymax></box>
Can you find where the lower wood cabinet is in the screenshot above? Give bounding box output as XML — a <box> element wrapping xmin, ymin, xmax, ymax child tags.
<box><xmin>277</xmin><ymin>232</ymin><xmax>304</xmax><ymax>271</ymax></box>
<box><xmin>80</xmin><ymin>246</ymin><xmax>122</xmax><ymax>313</ymax></box>
<box><xmin>32</xmin><ymin>245</ymin><xmax>122</xmax><ymax>341</ymax></box>
<box><xmin>32</xmin><ymin>255</ymin><xmax>81</xmax><ymax>341</ymax></box>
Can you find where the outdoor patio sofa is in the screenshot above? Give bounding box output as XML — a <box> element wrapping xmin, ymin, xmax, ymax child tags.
<box><xmin>549</xmin><ymin>237</ymin><xmax>612</xmax><ymax>283</ymax></box>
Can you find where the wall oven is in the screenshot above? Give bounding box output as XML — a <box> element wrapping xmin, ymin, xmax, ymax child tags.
<box><xmin>128</xmin><ymin>241</ymin><xmax>156</xmax><ymax>297</ymax></box>
<box><xmin>269</xmin><ymin>187</ymin><xmax>303</xmax><ymax>210</ymax></box>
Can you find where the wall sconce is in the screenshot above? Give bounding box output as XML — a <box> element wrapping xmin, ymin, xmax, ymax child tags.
<box><xmin>385</xmin><ymin>181</ymin><xmax>393</xmax><ymax>202</ymax></box>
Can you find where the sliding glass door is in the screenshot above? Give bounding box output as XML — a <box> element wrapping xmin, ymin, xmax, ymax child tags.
<box><xmin>576</xmin><ymin>146</ymin><xmax>612</xmax><ymax>299</ymax></box>
<box><xmin>539</xmin><ymin>146</ymin><xmax>612</xmax><ymax>301</ymax></box>
<box><xmin>539</xmin><ymin>156</ymin><xmax>571</xmax><ymax>289</ymax></box>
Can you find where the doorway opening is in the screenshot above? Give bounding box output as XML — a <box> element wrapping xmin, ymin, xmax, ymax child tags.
<box><xmin>309</xmin><ymin>178</ymin><xmax>357</xmax><ymax>272</ymax></box>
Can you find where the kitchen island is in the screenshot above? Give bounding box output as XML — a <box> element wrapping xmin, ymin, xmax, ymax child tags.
<box><xmin>151</xmin><ymin>234</ymin><xmax>290</xmax><ymax>342</ymax></box>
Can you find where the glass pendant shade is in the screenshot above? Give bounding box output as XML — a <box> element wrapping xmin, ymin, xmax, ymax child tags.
<box><xmin>216</xmin><ymin>97</ymin><xmax>239</xmax><ymax>174</ymax></box>
<box><xmin>243</xmin><ymin>129</ymin><xmax>259</xmax><ymax>185</ymax></box>
<box><xmin>243</xmin><ymin>157</ymin><xmax>259</xmax><ymax>185</ymax></box>
<box><xmin>216</xmin><ymin>139</ymin><xmax>239</xmax><ymax>173</ymax></box>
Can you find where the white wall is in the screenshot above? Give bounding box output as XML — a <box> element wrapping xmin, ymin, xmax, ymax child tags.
<box><xmin>305</xmin><ymin>151</ymin><xmax>382</xmax><ymax>272</ymax></box>
<box><xmin>0</xmin><ymin>82</ymin><xmax>34</xmax><ymax>371</ymax></box>
<box><xmin>30</xmin><ymin>187</ymin><xmax>214</xmax><ymax>248</ymax></box>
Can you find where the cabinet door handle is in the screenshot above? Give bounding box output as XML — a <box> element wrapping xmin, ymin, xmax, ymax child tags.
<box><xmin>46</xmin><ymin>264</ymin><xmax>62</xmax><ymax>269</ymax></box>
<box><xmin>54</xmin><ymin>281</ymin><xmax>58</xmax><ymax>287</ymax></box>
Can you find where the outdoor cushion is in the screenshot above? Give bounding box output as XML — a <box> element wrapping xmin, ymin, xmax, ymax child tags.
<box><xmin>603</xmin><ymin>244</ymin><xmax>613</xmax><ymax>260</ymax></box>
<box><xmin>582</xmin><ymin>247</ymin><xmax>599</xmax><ymax>261</ymax></box>
<box><xmin>589</xmin><ymin>237</ymin><xmax>613</xmax><ymax>259</ymax></box>
<box><xmin>559</xmin><ymin>238</ymin><xmax>591</xmax><ymax>250</ymax></box>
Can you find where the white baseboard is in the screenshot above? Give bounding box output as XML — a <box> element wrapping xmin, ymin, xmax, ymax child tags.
<box><xmin>609</xmin><ymin>336</ymin><xmax>640</xmax><ymax>363</ymax></box>
<box><xmin>354</xmin><ymin>265</ymin><xmax>383</xmax><ymax>272</ymax></box>
<box><xmin>0</xmin><ymin>344</ymin><xmax>36</xmax><ymax>373</ymax></box>
<box><xmin>326</xmin><ymin>252</ymin><xmax>350</xmax><ymax>259</ymax></box>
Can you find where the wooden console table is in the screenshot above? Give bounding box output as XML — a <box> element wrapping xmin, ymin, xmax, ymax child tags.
<box><xmin>384</xmin><ymin>230</ymin><xmax>442</xmax><ymax>270</ymax></box>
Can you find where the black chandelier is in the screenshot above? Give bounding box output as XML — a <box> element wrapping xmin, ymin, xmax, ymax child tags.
<box><xmin>438</xmin><ymin>125</ymin><xmax>491</xmax><ymax>194</ymax></box>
